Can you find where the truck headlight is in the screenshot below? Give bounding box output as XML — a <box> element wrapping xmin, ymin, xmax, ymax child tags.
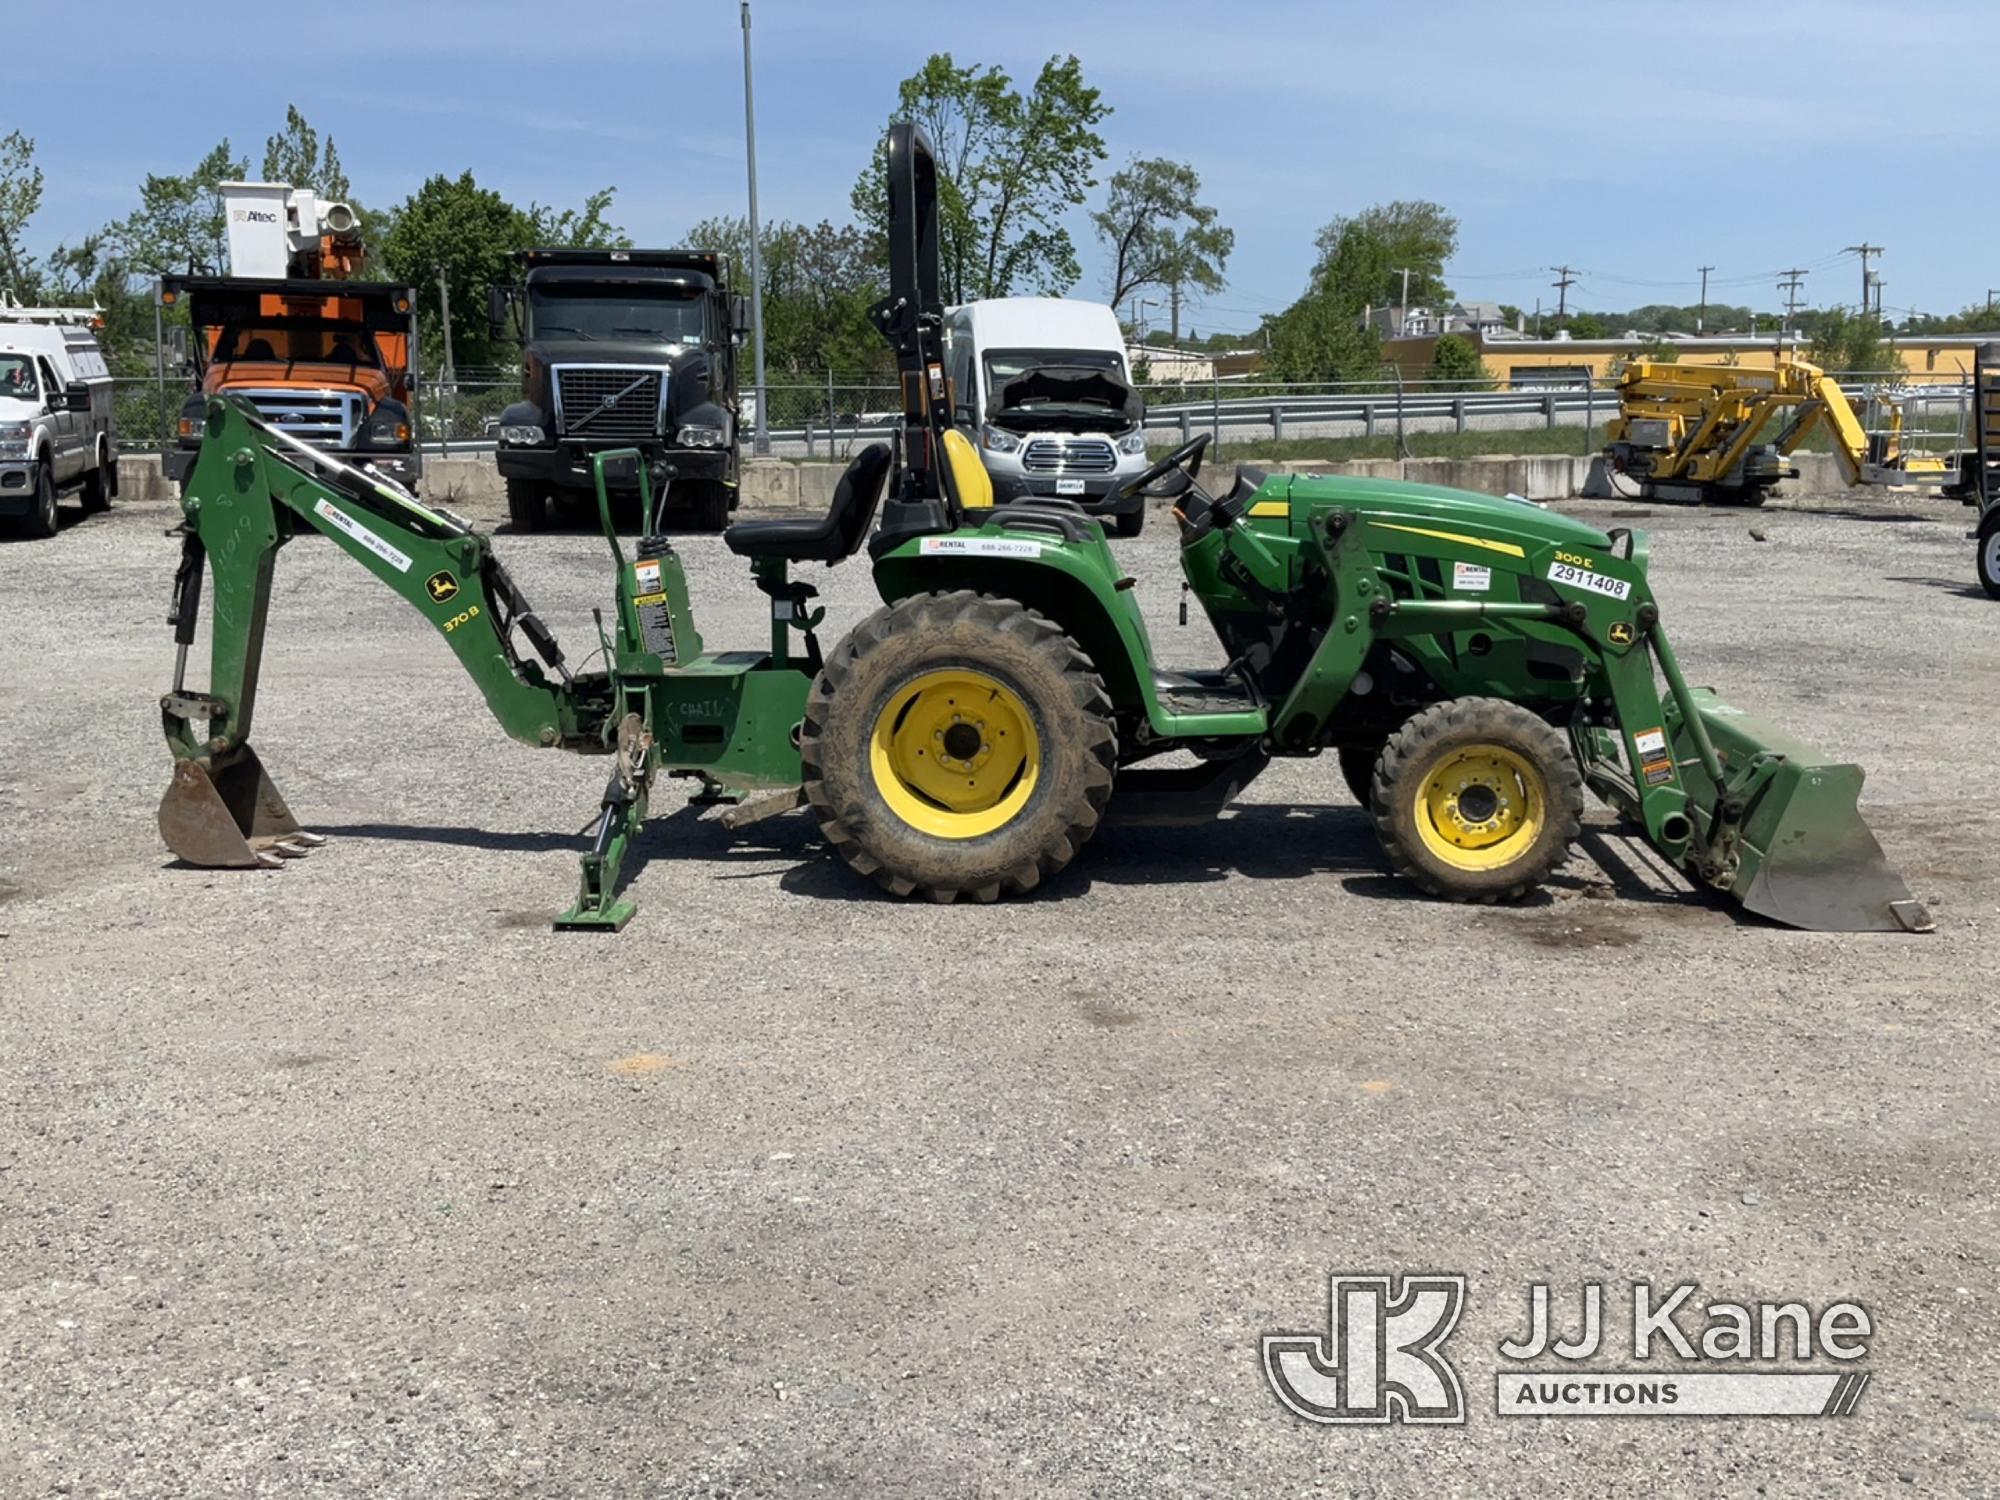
<box><xmin>0</xmin><ymin>420</ymin><xmax>29</xmax><ymax>456</ymax></box>
<box><xmin>500</xmin><ymin>424</ymin><xmax>546</xmax><ymax>446</ymax></box>
<box><xmin>981</xmin><ymin>424</ymin><xmax>1021</xmax><ymax>454</ymax></box>
<box><xmin>1117</xmin><ymin>432</ymin><xmax>1147</xmax><ymax>455</ymax></box>
<box><xmin>365</xmin><ymin>403</ymin><xmax>412</xmax><ymax>446</ymax></box>
<box><xmin>677</xmin><ymin>423</ymin><xmax>729</xmax><ymax>448</ymax></box>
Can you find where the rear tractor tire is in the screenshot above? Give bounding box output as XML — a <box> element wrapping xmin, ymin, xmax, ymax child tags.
<box><xmin>1369</xmin><ymin>697</ymin><xmax>1583</xmax><ymax>904</ymax></box>
<box><xmin>801</xmin><ymin>590</ymin><xmax>1117</xmax><ymax>903</ymax></box>
<box><xmin>1110</xmin><ymin>506</ymin><xmax>1145</xmax><ymax>539</ymax></box>
<box><xmin>1977</xmin><ymin>508</ymin><xmax>2000</xmax><ymax>600</ymax></box>
<box><xmin>505</xmin><ymin>479</ymin><xmax>549</xmax><ymax>532</ymax></box>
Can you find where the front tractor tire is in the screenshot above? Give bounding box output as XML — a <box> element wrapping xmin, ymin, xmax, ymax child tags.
<box><xmin>1369</xmin><ymin>697</ymin><xmax>1583</xmax><ymax>904</ymax></box>
<box><xmin>506</xmin><ymin>479</ymin><xmax>549</xmax><ymax>532</ymax></box>
<box><xmin>801</xmin><ymin>590</ymin><xmax>1117</xmax><ymax>903</ymax></box>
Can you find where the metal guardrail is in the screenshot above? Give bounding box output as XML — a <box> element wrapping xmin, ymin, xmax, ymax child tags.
<box><xmin>107</xmin><ymin>370</ymin><xmax>1975</xmax><ymax>463</ymax></box>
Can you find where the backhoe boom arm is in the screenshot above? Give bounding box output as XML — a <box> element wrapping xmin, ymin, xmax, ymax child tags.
<box><xmin>164</xmin><ymin>398</ymin><xmax>606</xmax><ymax>765</ymax></box>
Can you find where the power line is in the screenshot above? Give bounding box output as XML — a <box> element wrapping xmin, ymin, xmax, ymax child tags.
<box><xmin>1843</xmin><ymin>243</ymin><xmax>1883</xmax><ymax>314</ymax></box>
<box><xmin>1549</xmin><ymin>265</ymin><xmax>1578</xmax><ymax>321</ymax></box>
<box><xmin>1776</xmin><ymin>268</ymin><xmax>1809</xmax><ymax>344</ymax></box>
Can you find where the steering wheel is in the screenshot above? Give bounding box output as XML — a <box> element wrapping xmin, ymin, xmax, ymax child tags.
<box><xmin>1119</xmin><ymin>433</ymin><xmax>1210</xmax><ymax>498</ymax></box>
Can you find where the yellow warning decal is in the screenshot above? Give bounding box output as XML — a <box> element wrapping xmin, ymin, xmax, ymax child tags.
<box><xmin>1370</xmin><ymin>521</ymin><xmax>1526</xmax><ymax>559</ymax></box>
<box><xmin>1247</xmin><ymin>501</ymin><xmax>1289</xmax><ymax>518</ymax></box>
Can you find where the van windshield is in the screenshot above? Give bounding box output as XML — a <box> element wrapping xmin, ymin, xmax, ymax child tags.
<box><xmin>0</xmin><ymin>353</ymin><xmax>40</xmax><ymax>401</ymax></box>
<box><xmin>528</xmin><ymin>285</ymin><xmax>707</xmax><ymax>344</ymax></box>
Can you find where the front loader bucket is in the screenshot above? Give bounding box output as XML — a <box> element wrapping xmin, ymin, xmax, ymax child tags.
<box><xmin>1670</xmin><ymin>690</ymin><xmax>1931</xmax><ymax>933</ymax></box>
<box><xmin>159</xmin><ymin>746</ymin><xmax>321</xmax><ymax>869</ymax></box>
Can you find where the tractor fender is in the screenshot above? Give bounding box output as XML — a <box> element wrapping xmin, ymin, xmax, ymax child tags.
<box><xmin>871</xmin><ymin>543</ymin><xmax>1166</xmax><ymax>728</ymax></box>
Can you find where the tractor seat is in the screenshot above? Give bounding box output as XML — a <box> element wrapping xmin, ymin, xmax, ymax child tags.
<box><xmin>725</xmin><ymin>443</ymin><xmax>892</xmax><ymax>565</ymax></box>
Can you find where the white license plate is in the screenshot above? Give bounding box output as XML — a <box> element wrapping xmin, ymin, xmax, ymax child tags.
<box><xmin>1054</xmin><ymin>477</ymin><xmax>1086</xmax><ymax>496</ymax></box>
<box><xmin>1546</xmin><ymin>560</ymin><xmax>1631</xmax><ymax>601</ymax></box>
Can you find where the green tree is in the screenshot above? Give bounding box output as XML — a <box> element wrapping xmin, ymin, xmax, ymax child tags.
<box><xmin>526</xmin><ymin>187</ymin><xmax>630</xmax><ymax>249</ymax></box>
<box><xmin>1807</xmin><ymin>304</ymin><xmax>1896</xmax><ymax>374</ymax></box>
<box><xmin>1090</xmin><ymin>156</ymin><xmax>1232</xmax><ymax>329</ymax></box>
<box><xmin>852</xmin><ymin>53</ymin><xmax>1109</xmax><ymax>301</ymax></box>
<box><xmin>1311</xmin><ymin>201</ymin><xmax>1457</xmax><ymax>312</ymax></box>
<box><xmin>262</xmin><ymin>106</ymin><xmax>350</xmax><ymax>200</ymax></box>
<box><xmin>0</xmin><ymin>130</ymin><xmax>44</xmax><ymax>297</ymax></box>
<box><xmin>110</xmin><ymin>140</ymin><xmax>250</xmax><ymax>278</ymax></box>
<box><xmin>1424</xmin><ymin>334</ymin><xmax>1491</xmax><ymax>390</ymax></box>
<box><xmin>687</xmin><ymin>215</ymin><xmax>887</xmax><ymax>376</ymax></box>
<box><xmin>1262</xmin><ymin>293</ymin><xmax>1381</xmax><ymax>384</ymax></box>
<box><xmin>381</xmin><ymin>172</ymin><xmax>533</xmax><ymax>367</ymax></box>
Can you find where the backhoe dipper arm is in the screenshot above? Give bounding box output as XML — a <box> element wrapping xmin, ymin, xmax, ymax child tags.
<box><xmin>164</xmin><ymin>398</ymin><xmax>603</xmax><ymax>764</ymax></box>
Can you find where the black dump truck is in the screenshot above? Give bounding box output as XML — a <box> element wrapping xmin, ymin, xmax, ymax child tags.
<box><xmin>490</xmin><ymin>248</ymin><xmax>747</xmax><ymax>531</ymax></box>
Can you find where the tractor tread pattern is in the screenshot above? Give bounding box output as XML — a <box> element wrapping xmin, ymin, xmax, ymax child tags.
<box><xmin>801</xmin><ymin>589</ymin><xmax>1116</xmax><ymax>903</ymax></box>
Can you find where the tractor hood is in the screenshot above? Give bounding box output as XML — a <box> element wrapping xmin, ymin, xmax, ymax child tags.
<box><xmin>1277</xmin><ymin>472</ymin><xmax>1618</xmax><ymax>556</ymax></box>
<box><xmin>989</xmin><ymin>364</ymin><xmax>1142</xmax><ymax>434</ymax></box>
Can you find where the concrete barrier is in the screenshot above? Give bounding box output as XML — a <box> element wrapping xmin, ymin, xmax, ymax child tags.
<box><xmin>116</xmin><ymin>445</ymin><xmax>1892</xmax><ymax>527</ymax></box>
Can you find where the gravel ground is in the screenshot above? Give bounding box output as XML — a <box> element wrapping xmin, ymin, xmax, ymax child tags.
<box><xmin>2</xmin><ymin>482</ymin><xmax>1997</xmax><ymax>1497</ymax></box>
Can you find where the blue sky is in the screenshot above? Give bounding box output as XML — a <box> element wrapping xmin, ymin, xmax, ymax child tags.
<box><xmin>13</xmin><ymin>0</ymin><xmax>1999</xmax><ymax>333</ymax></box>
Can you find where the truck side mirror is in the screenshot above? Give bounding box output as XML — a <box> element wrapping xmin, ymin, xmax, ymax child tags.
<box><xmin>65</xmin><ymin>382</ymin><xmax>93</xmax><ymax>414</ymax></box>
<box><xmin>488</xmin><ymin>285</ymin><xmax>514</xmax><ymax>343</ymax></box>
<box><xmin>730</xmin><ymin>294</ymin><xmax>750</xmax><ymax>340</ymax></box>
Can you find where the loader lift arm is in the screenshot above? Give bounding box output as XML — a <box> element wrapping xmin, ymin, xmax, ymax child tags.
<box><xmin>160</xmin><ymin>398</ymin><xmax>615</xmax><ymax>865</ymax></box>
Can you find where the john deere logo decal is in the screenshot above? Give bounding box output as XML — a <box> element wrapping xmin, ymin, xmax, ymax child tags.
<box><xmin>425</xmin><ymin>570</ymin><xmax>460</xmax><ymax>604</ymax></box>
<box><xmin>1608</xmin><ymin>620</ymin><xmax>1635</xmax><ymax>646</ymax></box>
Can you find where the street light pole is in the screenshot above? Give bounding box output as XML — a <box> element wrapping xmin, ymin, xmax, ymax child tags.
<box><xmin>740</xmin><ymin>0</ymin><xmax>770</xmax><ymax>456</ymax></box>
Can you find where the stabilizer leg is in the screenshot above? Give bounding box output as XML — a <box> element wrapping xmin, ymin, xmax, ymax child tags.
<box><xmin>556</xmin><ymin>770</ymin><xmax>649</xmax><ymax>932</ymax></box>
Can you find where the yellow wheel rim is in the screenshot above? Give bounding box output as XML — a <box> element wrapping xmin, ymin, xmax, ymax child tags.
<box><xmin>869</xmin><ymin>669</ymin><xmax>1040</xmax><ymax>839</ymax></box>
<box><xmin>1411</xmin><ymin>745</ymin><xmax>1546</xmax><ymax>872</ymax></box>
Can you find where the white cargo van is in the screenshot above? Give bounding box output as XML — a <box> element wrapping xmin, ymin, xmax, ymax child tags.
<box><xmin>0</xmin><ymin>304</ymin><xmax>117</xmax><ymax>538</ymax></box>
<box><xmin>944</xmin><ymin>297</ymin><xmax>1151</xmax><ymax>536</ymax></box>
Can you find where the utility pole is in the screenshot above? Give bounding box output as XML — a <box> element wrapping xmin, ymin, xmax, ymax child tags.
<box><xmin>1390</xmin><ymin>267</ymin><xmax>1414</xmax><ymax>334</ymax></box>
<box><xmin>1169</xmin><ymin>278</ymin><xmax>1182</xmax><ymax>343</ymax></box>
<box><xmin>1533</xmin><ymin>296</ymin><xmax>1542</xmax><ymax>338</ymax></box>
<box><xmin>1696</xmin><ymin>265</ymin><xmax>1714</xmax><ymax>334</ymax></box>
<box><xmin>1843</xmin><ymin>243</ymin><xmax>1882</xmax><ymax>312</ymax></box>
<box><xmin>1986</xmin><ymin>289</ymin><xmax>1999</xmax><ymax>319</ymax></box>
<box><xmin>739</xmin><ymin>0</ymin><xmax>769</xmax><ymax>456</ymax></box>
<box><xmin>1550</xmin><ymin>266</ymin><xmax>1578</xmax><ymax>324</ymax></box>
<box><xmin>435</xmin><ymin>265</ymin><xmax>454</xmax><ymax>383</ymax></box>
<box><xmin>1776</xmin><ymin>268</ymin><xmax>1808</xmax><ymax>348</ymax></box>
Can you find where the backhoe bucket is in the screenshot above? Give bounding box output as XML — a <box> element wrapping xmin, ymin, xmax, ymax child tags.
<box><xmin>1669</xmin><ymin>690</ymin><xmax>1931</xmax><ymax>933</ymax></box>
<box><xmin>159</xmin><ymin>746</ymin><xmax>318</xmax><ymax>869</ymax></box>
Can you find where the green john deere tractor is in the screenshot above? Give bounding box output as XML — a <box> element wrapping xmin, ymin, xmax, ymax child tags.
<box><xmin>153</xmin><ymin>124</ymin><xmax>1929</xmax><ymax>935</ymax></box>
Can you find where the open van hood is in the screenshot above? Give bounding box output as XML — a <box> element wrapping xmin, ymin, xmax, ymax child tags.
<box><xmin>989</xmin><ymin>364</ymin><xmax>1141</xmax><ymax>434</ymax></box>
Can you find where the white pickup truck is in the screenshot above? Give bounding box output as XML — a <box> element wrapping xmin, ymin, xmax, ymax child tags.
<box><xmin>0</xmin><ymin>306</ymin><xmax>117</xmax><ymax>539</ymax></box>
